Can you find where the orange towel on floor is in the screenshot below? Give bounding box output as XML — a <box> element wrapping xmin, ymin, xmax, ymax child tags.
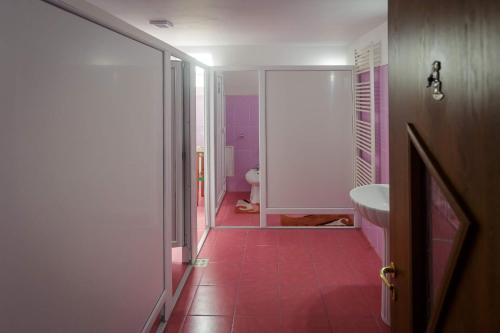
<box><xmin>280</xmin><ymin>214</ymin><xmax>353</xmax><ymax>226</ymax></box>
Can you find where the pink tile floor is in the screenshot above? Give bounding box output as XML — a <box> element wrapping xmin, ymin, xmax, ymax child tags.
<box><xmin>216</xmin><ymin>192</ymin><xmax>259</xmax><ymax>227</ymax></box>
<box><xmin>172</xmin><ymin>197</ymin><xmax>207</xmax><ymax>294</ymax></box>
<box><xmin>166</xmin><ymin>228</ymin><xmax>389</xmax><ymax>333</ymax></box>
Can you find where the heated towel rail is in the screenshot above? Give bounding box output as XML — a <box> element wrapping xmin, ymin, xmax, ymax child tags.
<box><xmin>354</xmin><ymin>42</ymin><xmax>381</xmax><ymax>186</ymax></box>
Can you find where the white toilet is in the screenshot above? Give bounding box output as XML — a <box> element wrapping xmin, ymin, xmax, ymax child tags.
<box><xmin>245</xmin><ymin>168</ymin><xmax>260</xmax><ymax>204</ymax></box>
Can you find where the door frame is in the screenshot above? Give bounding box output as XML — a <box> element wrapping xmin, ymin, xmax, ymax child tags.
<box><xmin>171</xmin><ymin>60</ymin><xmax>185</xmax><ymax>249</ymax></box>
<box><xmin>195</xmin><ymin>65</ymin><xmax>212</xmax><ymax>253</ymax></box>
<box><xmin>208</xmin><ymin>70</ymin><xmax>231</xmax><ymax>229</ymax></box>
<box><xmin>209</xmin><ymin>66</ymin><xmax>358</xmax><ymax>229</ymax></box>
<box><xmin>258</xmin><ymin>66</ymin><xmax>356</xmax><ymax>227</ymax></box>
<box><xmin>393</xmin><ymin>124</ymin><xmax>472</xmax><ymax>332</ymax></box>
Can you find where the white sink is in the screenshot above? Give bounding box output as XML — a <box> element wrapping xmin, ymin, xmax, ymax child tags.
<box><xmin>350</xmin><ymin>183</ymin><xmax>391</xmax><ymax>326</ymax></box>
<box><xmin>349</xmin><ymin>184</ymin><xmax>389</xmax><ymax>229</ymax></box>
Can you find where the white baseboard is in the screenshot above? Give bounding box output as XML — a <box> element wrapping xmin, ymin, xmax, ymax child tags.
<box><xmin>141</xmin><ymin>290</ymin><xmax>167</xmax><ymax>333</ymax></box>
<box><xmin>264</xmin><ymin>207</ymin><xmax>355</xmax><ymax>215</ymax></box>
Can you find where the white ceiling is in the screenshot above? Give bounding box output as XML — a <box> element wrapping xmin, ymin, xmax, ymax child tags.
<box><xmin>86</xmin><ymin>0</ymin><xmax>387</xmax><ymax>47</ymax></box>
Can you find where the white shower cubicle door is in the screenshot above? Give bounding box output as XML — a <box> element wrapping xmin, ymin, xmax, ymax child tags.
<box><xmin>0</xmin><ymin>0</ymin><xmax>211</xmax><ymax>332</ymax></box>
<box><xmin>214</xmin><ymin>73</ymin><xmax>227</xmax><ymax>212</ymax></box>
<box><xmin>259</xmin><ymin>67</ymin><xmax>355</xmax><ymax>226</ymax></box>
<box><xmin>171</xmin><ymin>60</ymin><xmax>185</xmax><ymax>248</ymax></box>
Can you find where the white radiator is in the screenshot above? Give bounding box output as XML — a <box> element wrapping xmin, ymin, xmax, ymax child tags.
<box><xmin>354</xmin><ymin>42</ymin><xmax>381</xmax><ymax>186</ymax></box>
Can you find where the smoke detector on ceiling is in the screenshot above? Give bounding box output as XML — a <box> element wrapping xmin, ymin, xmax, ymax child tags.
<box><xmin>149</xmin><ymin>19</ymin><xmax>174</xmax><ymax>28</ymax></box>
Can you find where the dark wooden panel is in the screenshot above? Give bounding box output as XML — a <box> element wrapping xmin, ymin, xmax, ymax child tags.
<box><xmin>389</xmin><ymin>0</ymin><xmax>500</xmax><ymax>331</ymax></box>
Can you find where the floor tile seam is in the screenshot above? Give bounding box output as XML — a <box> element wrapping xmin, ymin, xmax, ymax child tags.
<box><xmin>234</xmin><ymin>243</ymin><xmax>284</xmax><ymax>324</ymax></box>
<box><xmin>184</xmin><ymin>283</ymin><xmax>201</xmax><ymax>318</ymax></box>
<box><xmin>316</xmin><ymin>279</ymin><xmax>383</xmax><ymax>329</ymax></box>
<box><xmin>230</xmin><ymin>236</ymin><xmax>248</xmax><ymax>331</ymax></box>
<box><xmin>176</xmin><ymin>314</ymin><xmax>187</xmax><ymax>333</ymax></box>
<box><xmin>275</xmin><ymin>264</ymin><xmax>285</xmax><ymax>330</ymax></box>
<box><xmin>194</xmin><ymin>267</ymin><xmax>207</xmax><ymax>287</ymax></box>
<box><xmin>229</xmin><ymin>270</ymin><xmax>242</xmax><ymax>333</ymax></box>
<box><xmin>276</xmin><ymin>240</ymin><xmax>308</xmax><ymax>248</ymax></box>
<box><xmin>309</xmin><ymin>252</ymin><xmax>336</xmax><ymax>332</ymax></box>
<box><xmin>185</xmin><ymin>314</ymin><xmax>233</xmax><ymax>317</ymax></box>
<box><xmin>277</xmin><ymin>251</ymin><xmax>314</xmax><ymax>264</ymax></box>
<box><xmin>181</xmin><ymin>314</ymin><xmax>236</xmax><ymax>332</ymax></box>
<box><xmin>344</xmin><ymin>252</ymin><xmax>368</xmax><ymax>270</ymax></box>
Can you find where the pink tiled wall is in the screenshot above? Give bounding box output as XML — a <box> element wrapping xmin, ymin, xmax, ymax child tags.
<box><xmin>226</xmin><ymin>95</ymin><xmax>259</xmax><ymax>192</ymax></box>
<box><xmin>360</xmin><ymin>64</ymin><xmax>389</xmax><ymax>259</ymax></box>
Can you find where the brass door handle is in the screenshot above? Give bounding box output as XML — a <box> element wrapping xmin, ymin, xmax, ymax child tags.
<box><xmin>380</xmin><ymin>262</ymin><xmax>397</xmax><ymax>300</ymax></box>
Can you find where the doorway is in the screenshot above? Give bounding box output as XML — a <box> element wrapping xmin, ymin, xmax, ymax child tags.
<box><xmin>213</xmin><ymin>70</ymin><xmax>261</xmax><ymax>227</ymax></box>
<box><xmin>170</xmin><ymin>60</ymin><xmax>211</xmax><ymax>295</ymax></box>
<box><xmin>195</xmin><ymin>66</ymin><xmax>210</xmax><ymax>248</ymax></box>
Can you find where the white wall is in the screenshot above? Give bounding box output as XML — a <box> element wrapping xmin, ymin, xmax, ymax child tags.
<box><xmin>223</xmin><ymin>70</ymin><xmax>259</xmax><ymax>95</ymax></box>
<box><xmin>182</xmin><ymin>24</ymin><xmax>388</xmax><ymax>68</ymax></box>
<box><xmin>183</xmin><ymin>44</ymin><xmax>348</xmax><ymax>68</ymax></box>
<box><xmin>347</xmin><ymin>21</ymin><xmax>388</xmax><ymax>65</ymax></box>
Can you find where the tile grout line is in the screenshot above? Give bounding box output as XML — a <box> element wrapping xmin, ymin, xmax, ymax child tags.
<box><xmin>176</xmin><ymin>282</ymin><xmax>200</xmax><ymax>333</ymax></box>
<box><xmin>177</xmin><ymin>228</ymin><xmax>385</xmax><ymax>332</ymax></box>
<box><xmin>308</xmin><ymin>236</ymin><xmax>336</xmax><ymax>333</ymax></box>
<box><xmin>230</xmin><ymin>229</ymin><xmax>248</xmax><ymax>333</ymax></box>
<box><xmin>178</xmin><ymin>229</ymin><xmax>211</xmax><ymax>332</ymax></box>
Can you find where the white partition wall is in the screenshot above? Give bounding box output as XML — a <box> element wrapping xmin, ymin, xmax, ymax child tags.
<box><xmin>261</xmin><ymin>68</ymin><xmax>354</xmax><ymax>223</ymax></box>
<box><xmin>214</xmin><ymin>73</ymin><xmax>226</xmax><ymax>211</ymax></box>
<box><xmin>0</xmin><ymin>1</ymin><xmax>168</xmax><ymax>332</ymax></box>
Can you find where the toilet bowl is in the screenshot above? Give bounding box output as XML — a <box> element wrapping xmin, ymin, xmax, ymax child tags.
<box><xmin>245</xmin><ymin>168</ymin><xmax>260</xmax><ymax>204</ymax></box>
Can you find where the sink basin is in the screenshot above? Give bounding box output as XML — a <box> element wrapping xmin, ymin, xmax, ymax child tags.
<box><xmin>350</xmin><ymin>184</ymin><xmax>391</xmax><ymax>326</ymax></box>
<box><xmin>350</xmin><ymin>184</ymin><xmax>391</xmax><ymax>324</ymax></box>
<box><xmin>349</xmin><ymin>184</ymin><xmax>389</xmax><ymax>229</ymax></box>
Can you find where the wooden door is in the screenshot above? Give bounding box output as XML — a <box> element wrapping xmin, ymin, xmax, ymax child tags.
<box><xmin>388</xmin><ymin>0</ymin><xmax>500</xmax><ymax>332</ymax></box>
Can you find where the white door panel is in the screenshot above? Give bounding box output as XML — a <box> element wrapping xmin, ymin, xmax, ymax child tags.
<box><xmin>265</xmin><ymin>70</ymin><xmax>354</xmax><ymax>209</ymax></box>
<box><xmin>0</xmin><ymin>1</ymin><xmax>164</xmax><ymax>331</ymax></box>
<box><xmin>171</xmin><ymin>61</ymin><xmax>185</xmax><ymax>248</ymax></box>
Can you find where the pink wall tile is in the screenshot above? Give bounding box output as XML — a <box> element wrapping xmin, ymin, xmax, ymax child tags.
<box><xmin>226</xmin><ymin>95</ymin><xmax>259</xmax><ymax>192</ymax></box>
